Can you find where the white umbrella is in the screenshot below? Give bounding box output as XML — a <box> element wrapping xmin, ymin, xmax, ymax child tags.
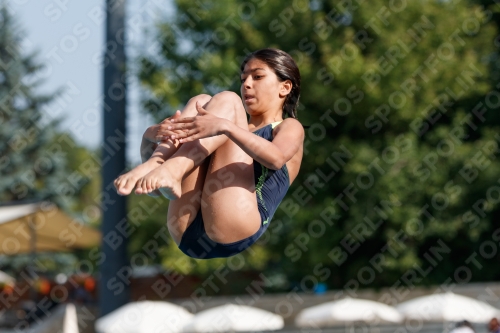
<box><xmin>27</xmin><ymin>303</ymin><xmax>79</xmax><ymax>333</ymax></box>
<box><xmin>182</xmin><ymin>304</ymin><xmax>284</xmax><ymax>332</ymax></box>
<box><xmin>295</xmin><ymin>297</ymin><xmax>403</xmax><ymax>327</ymax></box>
<box><xmin>396</xmin><ymin>292</ymin><xmax>500</xmax><ymax>323</ymax></box>
<box><xmin>0</xmin><ymin>270</ymin><xmax>15</xmax><ymax>284</ymax></box>
<box><xmin>95</xmin><ymin>301</ymin><xmax>193</xmax><ymax>333</ymax></box>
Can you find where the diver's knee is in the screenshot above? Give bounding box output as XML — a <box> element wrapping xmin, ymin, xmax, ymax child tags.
<box><xmin>211</xmin><ymin>91</ymin><xmax>245</xmax><ymax>121</ymax></box>
<box><xmin>188</xmin><ymin>94</ymin><xmax>212</xmax><ymax>106</ymax></box>
<box><xmin>212</xmin><ymin>91</ymin><xmax>241</xmax><ymax>105</ymax></box>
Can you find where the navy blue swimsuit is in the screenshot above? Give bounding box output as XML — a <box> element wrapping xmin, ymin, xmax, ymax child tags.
<box><xmin>177</xmin><ymin>122</ymin><xmax>290</xmax><ymax>259</ymax></box>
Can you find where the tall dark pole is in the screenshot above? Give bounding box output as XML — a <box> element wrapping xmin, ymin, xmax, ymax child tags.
<box><xmin>99</xmin><ymin>0</ymin><xmax>129</xmax><ymax>316</ymax></box>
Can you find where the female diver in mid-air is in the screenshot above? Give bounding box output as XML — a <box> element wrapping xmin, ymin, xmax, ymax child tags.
<box><xmin>114</xmin><ymin>48</ymin><xmax>304</xmax><ymax>259</ymax></box>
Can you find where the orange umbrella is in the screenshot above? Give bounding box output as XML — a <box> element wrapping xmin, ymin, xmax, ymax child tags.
<box><xmin>0</xmin><ymin>201</ymin><xmax>100</xmax><ymax>255</ymax></box>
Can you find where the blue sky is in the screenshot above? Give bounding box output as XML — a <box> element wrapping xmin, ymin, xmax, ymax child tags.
<box><xmin>8</xmin><ymin>0</ymin><xmax>174</xmax><ymax>164</ymax></box>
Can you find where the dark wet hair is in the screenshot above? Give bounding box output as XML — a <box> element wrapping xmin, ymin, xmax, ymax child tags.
<box><xmin>240</xmin><ymin>48</ymin><xmax>301</xmax><ymax>119</ymax></box>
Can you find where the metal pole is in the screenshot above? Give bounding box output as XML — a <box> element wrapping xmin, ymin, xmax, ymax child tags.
<box><xmin>99</xmin><ymin>0</ymin><xmax>129</xmax><ymax>317</ymax></box>
<box><xmin>29</xmin><ymin>214</ymin><xmax>36</xmax><ymax>302</ymax></box>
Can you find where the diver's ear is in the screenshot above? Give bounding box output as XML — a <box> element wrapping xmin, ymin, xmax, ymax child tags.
<box><xmin>279</xmin><ymin>80</ymin><xmax>292</xmax><ymax>97</ymax></box>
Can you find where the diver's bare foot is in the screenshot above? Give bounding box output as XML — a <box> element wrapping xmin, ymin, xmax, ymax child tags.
<box><xmin>135</xmin><ymin>165</ymin><xmax>182</xmax><ymax>200</ymax></box>
<box><xmin>114</xmin><ymin>158</ymin><xmax>163</xmax><ymax>196</ymax></box>
<box><xmin>147</xmin><ymin>189</ymin><xmax>162</xmax><ymax>197</ymax></box>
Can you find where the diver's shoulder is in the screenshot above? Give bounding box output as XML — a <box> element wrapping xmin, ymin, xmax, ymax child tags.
<box><xmin>276</xmin><ymin>118</ymin><xmax>304</xmax><ymax>134</ymax></box>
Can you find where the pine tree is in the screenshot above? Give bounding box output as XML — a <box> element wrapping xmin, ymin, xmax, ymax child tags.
<box><xmin>0</xmin><ymin>6</ymin><xmax>73</xmax><ymax>208</ymax></box>
<box><xmin>0</xmin><ymin>6</ymin><xmax>104</xmax><ymax>281</ymax></box>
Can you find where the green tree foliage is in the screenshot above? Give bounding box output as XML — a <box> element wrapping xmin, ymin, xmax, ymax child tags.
<box><xmin>48</xmin><ymin>132</ymin><xmax>101</xmax><ymax>226</ymax></box>
<box><xmin>0</xmin><ymin>7</ymin><xmax>72</xmax><ymax>208</ymax></box>
<box><xmin>137</xmin><ymin>0</ymin><xmax>500</xmax><ymax>290</ymax></box>
<box><xmin>0</xmin><ymin>7</ymin><xmax>101</xmax><ymax>275</ymax></box>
